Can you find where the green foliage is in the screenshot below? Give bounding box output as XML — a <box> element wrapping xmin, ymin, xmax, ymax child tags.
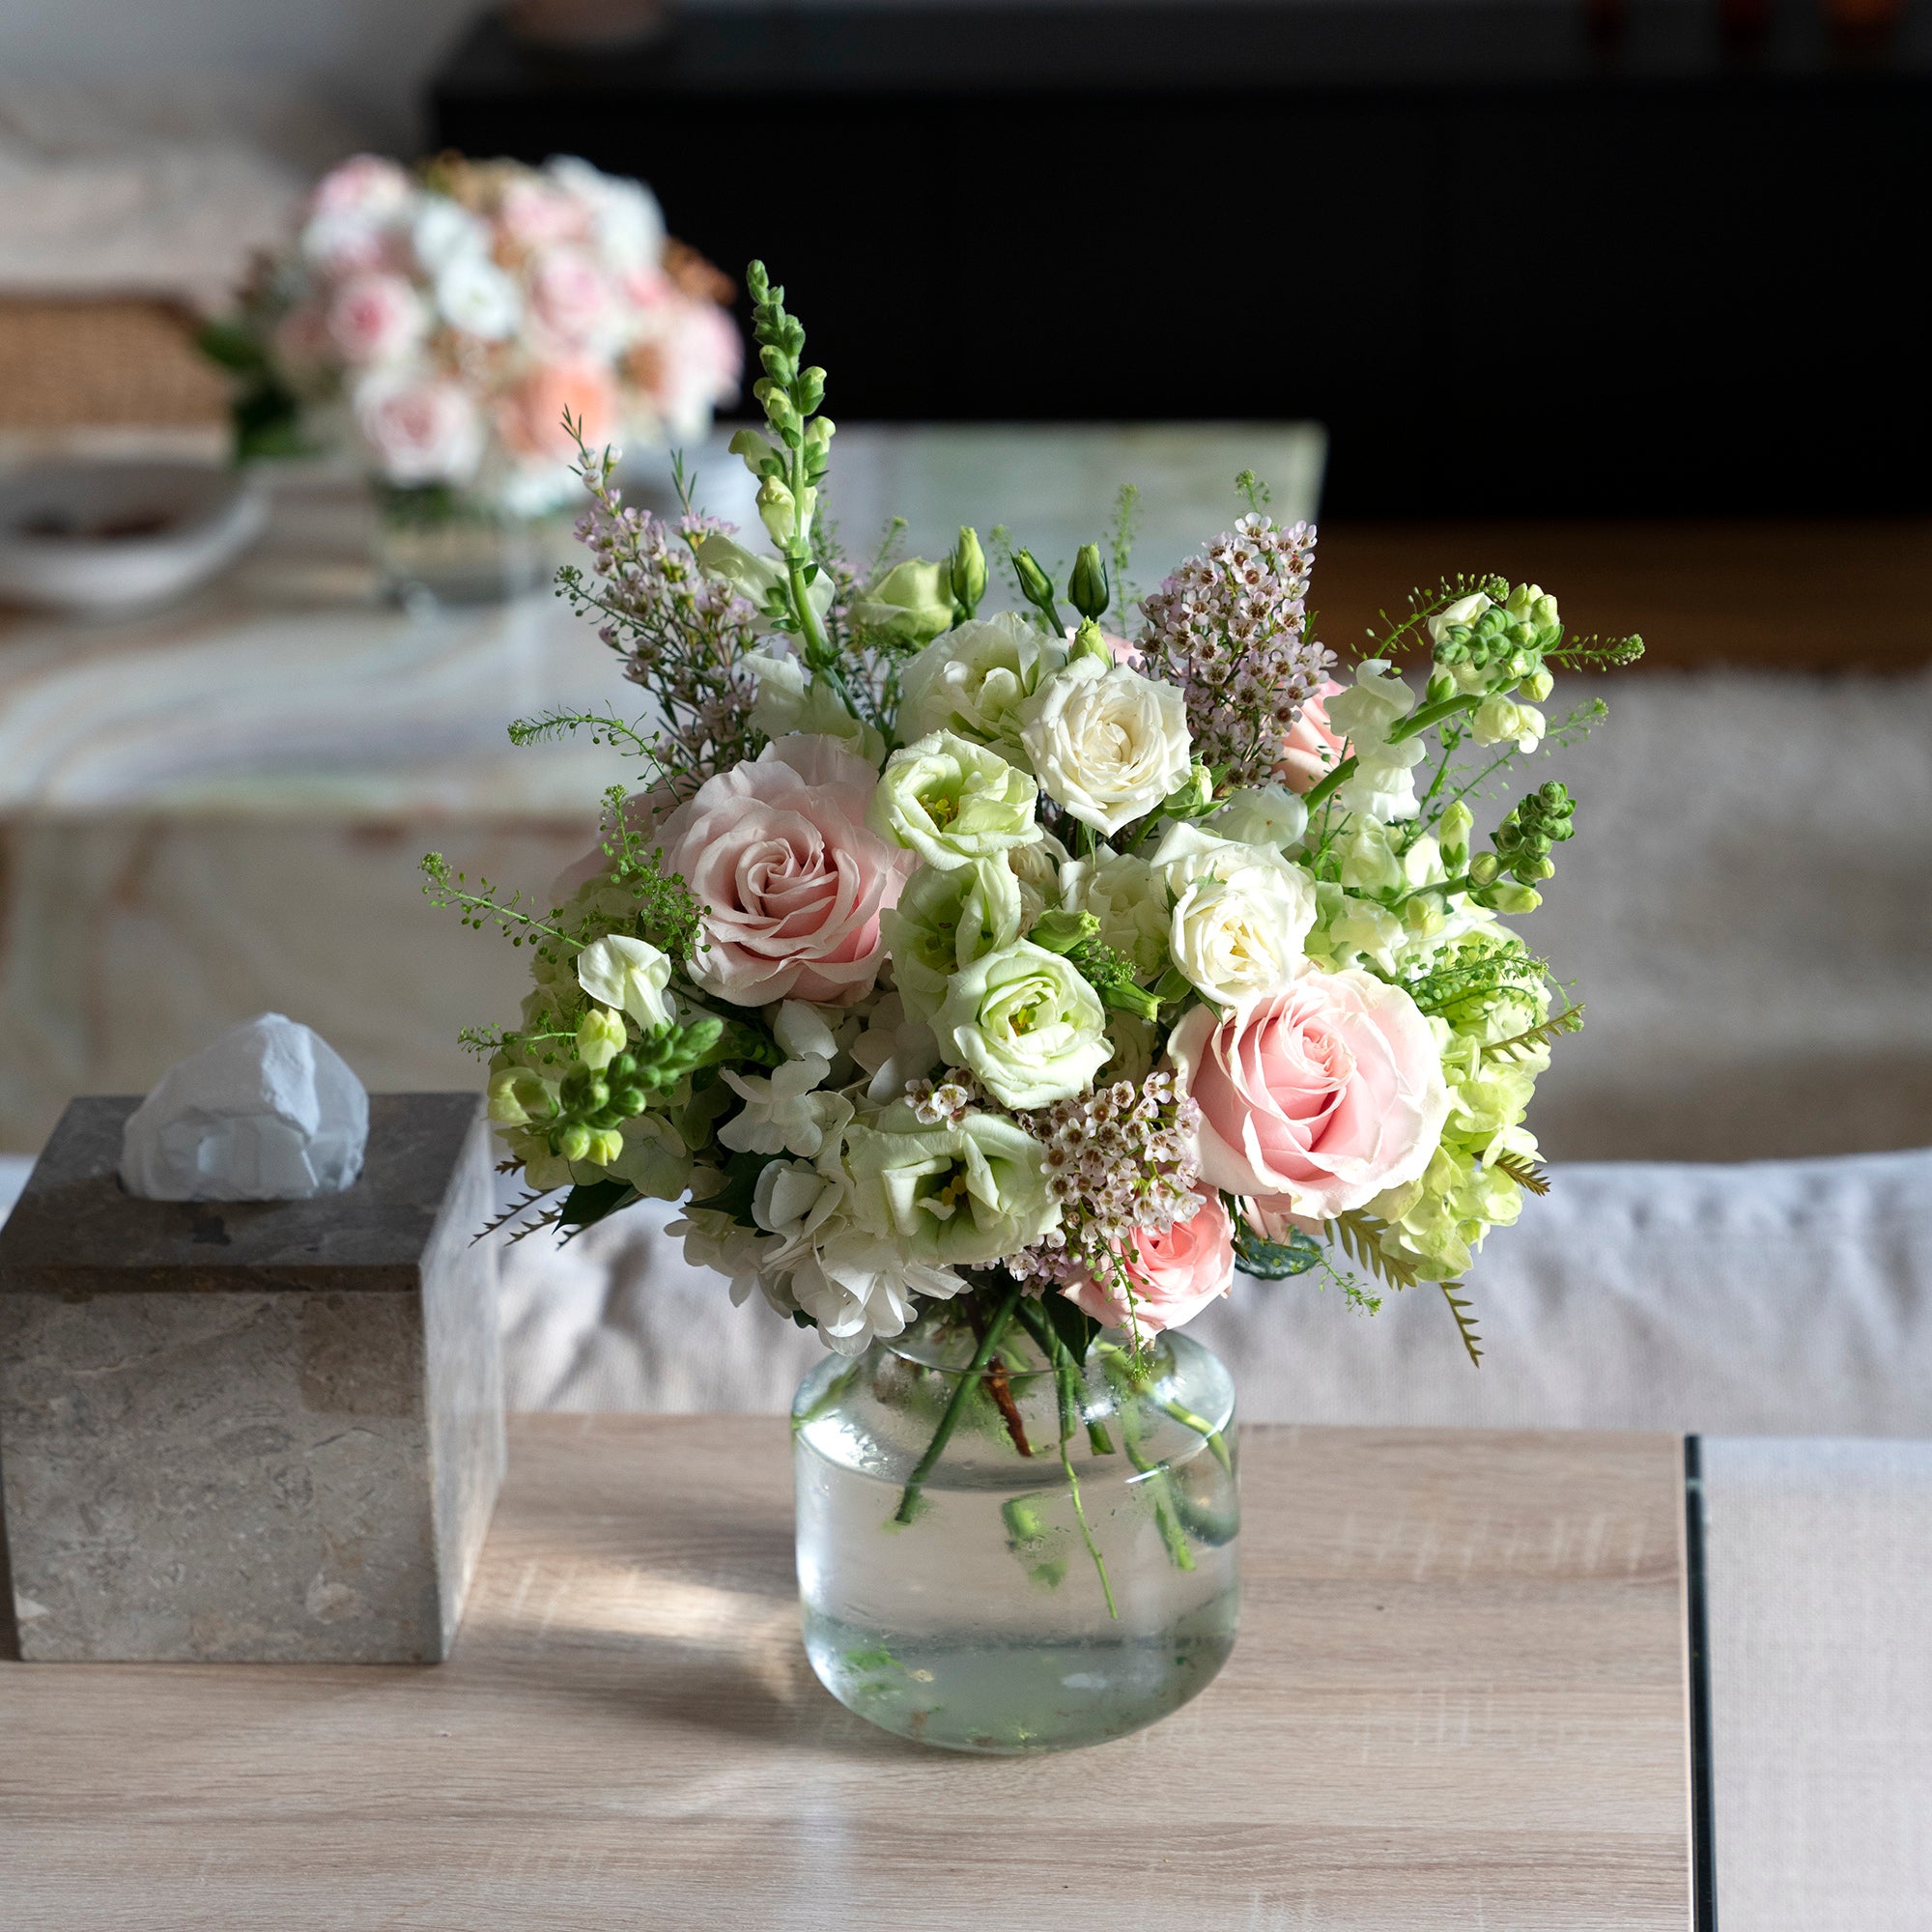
<box><xmin>1042</xmin><ymin>1292</ymin><xmax>1101</xmax><ymax>1367</ymax></box>
<box><xmin>1440</xmin><ymin>1280</ymin><xmax>1485</xmax><ymax>1367</ymax></box>
<box><xmin>1106</xmin><ymin>483</ymin><xmax>1140</xmax><ymax>628</ymax></box>
<box><xmin>1485</xmin><ymin>1150</ymin><xmax>1552</xmax><ymax>1197</ymax></box>
<box><xmin>1228</xmin><ymin>1198</ymin><xmax>1322</xmax><ymax>1280</ymax></box>
<box><xmin>1365</xmin><ymin>574</ymin><xmax>1509</xmax><ymax>660</ymax></box>
<box><xmin>1331</xmin><ymin>1209</ymin><xmax>1430</xmax><ymax>1293</ymax></box>
<box><xmin>557</xmin><ymin>1178</ymin><xmax>640</xmax><ymax>1237</ymax></box>
<box><xmin>1234</xmin><ymin>469</ymin><xmax>1271</xmax><ymax>515</ymax></box>
<box><xmin>1485</xmin><ymin>1002</ymin><xmax>1584</xmax><ymax>1065</ymax></box>
<box><xmin>1548</xmin><ymin>632</ymin><xmax>1646</xmax><ymax>669</ymax></box>
<box><xmin>1404</xmin><ymin>937</ymin><xmax>1548</xmax><ymax>1023</ymax></box>
<box><xmin>707</xmin><ymin>1148</ymin><xmax>781</xmax><ymax>1231</ymax></box>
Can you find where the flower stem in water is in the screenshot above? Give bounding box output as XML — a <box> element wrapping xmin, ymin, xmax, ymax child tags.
<box><xmin>892</xmin><ymin>1280</ymin><xmax>1024</xmax><ymax>1526</ymax></box>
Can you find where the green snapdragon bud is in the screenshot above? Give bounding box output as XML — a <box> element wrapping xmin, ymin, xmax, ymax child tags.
<box><xmin>1011</xmin><ymin>548</ymin><xmax>1065</xmax><ymax>631</ymax></box>
<box><xmin>1067</xmin><ymin>542</ymin><xmax>1110</xmax><ymax>621</ymax></box>
<box><xmin>1028</xmin><ymin>908</ymin><xmax>1101</xmax><ymax>955</ymax></box>
<box><xmin>1480</xmin><ymin>882</ymin><xmax>1543</xmax><ymax>915</ymax></box>
<box><xmin>803</xmin><ymin>416</ymin><xmax>836</xmax><ymax>479</ymax></box>
<box><xmin>1438</xmin><ymin>800</ymin><xmax>1474</xmax><ymax>869</ymax></box>
<box><xmin>576</xmin><ymin>1007</ymin><xmax>626</xmax><ymax>1070</ymax></box>
<box><xmin>727</xmin><ymin>427</ymin><xmax>781</xmax><ymax>479</ymax></box>
<box><xmin>756</xmin><ymin>476</ymin><xmax>797</xmax><ymax>546</ymax></box>
<box><xmin>948</xmin><ymin>526</ymin><xmax>987</xmax><ymax>619</ymax></box>
<box><xmin>583</xmin><ymin>1127</ymin><xmax>625</xmax><ymax>1169</ymax></box>
<box><xmin>1467</xmin><ymin>851</ymin><xmax>1502</xmax><ymax>888</ymax></box>
<box><xmin>555</xmin><ymin>1122</ymin><xmax>592</xmax><ymax>1163</ymax></box>
<box><xmin>796</xmin><ymin>365</ymin><xmax>826</xmax><ymax>414</ymax></box>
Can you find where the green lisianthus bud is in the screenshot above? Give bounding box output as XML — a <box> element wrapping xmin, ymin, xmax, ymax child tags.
<box><xmin>1101</xmin><ymin>980</ymin><xmax>1162</xmax><ymax>1023</ymax></box>
<box><xmin>948</xmin><ymin>526</ymin><xmax>987</xmax><ymax>618</ymax></box>
<box><xmin>756</xmin><ymin>475</ymin><xmax>797</xmax><ymax>546</ymax></box>
<box><xmin>851</xmin><ymin>557</ymin><xmax>955</xmax><ymax>646</ymax></box>
<box><xmin>1028</xmin><ymin>908</ymin><xmax>1101</xmax><ymax>955</ymax></box>
<box><xmin>1066</xmin><ymin>616</ymin><xmax>1111</xmax><ymax>668</ymax></box>
<box><xmin>1159</xmin><ymin>760</ymin><xmax>1216</xmax><ymax>820</ymax></box>
<box><xmin>1067</xmin><ymin>542</ymin><xmax>1110</xmax><ymax>621</ymax></box>
<box><xmin>576</xmin><ymin>1007</ymin><xmax>627</xmax><ymax>1071</ymax></box>
<box><xmin>1011</xmin><ymin>548</ymin><xmax>1064</xmax><ymax>629</ymax></box>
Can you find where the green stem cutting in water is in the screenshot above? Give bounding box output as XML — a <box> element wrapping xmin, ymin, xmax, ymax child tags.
<box><xmin>1096</xmin><ymin>1342</ymin><xmax>1233</xmax><ymax>1473</ymax></box>
<box><xmin>892</xmin><ymin>1279</ymin><xmax>1025</xmax><ymax>1526</ymax></box>
<box><xmin>1011</xmin><ymin>1299</ymin><xmax>1118</xmax><ymax>1618</ymax></box>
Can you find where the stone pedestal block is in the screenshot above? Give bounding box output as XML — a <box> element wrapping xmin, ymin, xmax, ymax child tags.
<box><xmin>0</xmin><ymin>1093</ymin><xmax>504</xmax><ymax>1662</ymax></box>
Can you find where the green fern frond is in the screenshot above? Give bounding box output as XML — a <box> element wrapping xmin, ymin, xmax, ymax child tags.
<box><xmin>1330</xmin><ymin>1210</ymin><xmax>1427</xmax><ymax>1293</ymax></box>
<box><xmin>1485</xmin><ymin>1001</ymin><xmax>1585</xmax><ymax>1063</ymax></box>
<box><xmin>472</xmin><ymin>1188</ymin><xmax>563</xmax><ymax>1246</ymax></box>
<box><xmin>1485</xmin><ymin>1151</ymin><xmax>1552</xmax><ymax>1197</ymax></box>
<box><xmin>1440</xmin><ymin>1280</ymin><xmax>1484</xmax><ymax>1367</ymax></box>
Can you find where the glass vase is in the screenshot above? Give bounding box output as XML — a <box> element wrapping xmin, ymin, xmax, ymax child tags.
<box><xmin>369</xmin><ymin>484</ymin><xmax>551</xmax><ymax>608</ymax></box>
<box><xmin>792</xmin><ymin>1293</ymin><xmax>1239</xmax><ymax>1754</ymax></box>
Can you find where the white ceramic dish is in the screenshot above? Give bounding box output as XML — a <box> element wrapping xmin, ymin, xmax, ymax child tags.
<box><xmin>0</xmin><ymin>461</ymin><xmax>267</xmax><ymax>615</ymax></box>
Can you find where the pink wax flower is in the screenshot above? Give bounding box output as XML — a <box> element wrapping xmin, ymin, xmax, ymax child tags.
<box><xmin>1167</xmin><ymin>969</ymin><xmax>1449</xmax><ymax>1221</ymax></box>
<box><xmin>652</xmin><ymin>735</ymin><xmax>915</xmax><ymax>1007</ymax></box>
<box><xmin>325</xmin><ymin>272</ymin><xmax>425</xmax><ymax>367</ymax></box>
<box><xmin>1063</xmin><ymin>1187</ymin><xmax>1235</xmax><ymax>1334</ymax></box>
<box><xmin>497</xmin><ymin>357</ymin><xmax>619</xmax><ymax>464</ymax></box>
<box><xmin>1277</xmin><ymin>677</ymin><xmax>1348</xmax><ymax>794</ymax></box>
<box><xmin>354</xmin><ymin>374</ymin><xmax>485</xmax><ymax>485</ymax></box>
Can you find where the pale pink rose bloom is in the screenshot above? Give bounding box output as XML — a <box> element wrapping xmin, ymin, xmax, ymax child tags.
<box><xmin>528</xmin><ymin>245</ymin><xmax>615</xmax><ymax>346</ymax></box>
<box><xmin>311</xmin><ymin>156</ymin><xmax>413</xmax><ymax>224</ymax></box>
<box><xmin>628</xmin><ymin>296</ymin><xmax>744</xmax><ymax>439</ymax></box>
<box><xmin>1064</xmin><ymin>1187</ymin><xmax>1235</xmax><ymax>1335</ymax></box>
<box><xmin>325</xmin><ymin>272</ymin><xmax>426</xmax><ymax>367</ymax></box>
<box><xmin>1277</xmin><ymin>677</ymin><xmax>1348</xmax><ymax>793</ymax></box>
<box><xmin>1167</xmin><ymin>969</ymin><xmax>1449</xmax><ymax>1222</ymax></box>
<box><xmin>498</xmin><ymin>177</ymin><xmax>590</xmax><ymax>248</ymax></box>
<box><xmin>354</xmin><ymin>375</ymin><xmax>485</xmax><ymax>486</ymax></box>
<box><xmin>497</xmin><ymin>358</ymin><xmax>620</xmax><ymax>464</ymax></box>
<box><xmin>653</xmin><ymin>735</ymin><xmax>913</xmax><ymax>1007</ymax></box>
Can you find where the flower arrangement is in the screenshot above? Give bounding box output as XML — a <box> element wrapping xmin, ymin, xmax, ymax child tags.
<box><xmin>203</xmin><ymin>154</ymin><xmax>742</xmax><ymax>519</ymax></box>
<box><xmin>430</xmin><ymin>260</ymin><xmax>1641</xmax><ymax>1485</ymax></box>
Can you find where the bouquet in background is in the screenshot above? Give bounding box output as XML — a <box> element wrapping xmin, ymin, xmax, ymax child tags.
<box><xmin>203</xmin><ymin>153</ymin><xmax>742</xmax><ymax>520</ymax></box>
<box><xmin>431</xmin><ymin>261</ymin><xmax>1641</xmax><ymax>1495</ymax></box>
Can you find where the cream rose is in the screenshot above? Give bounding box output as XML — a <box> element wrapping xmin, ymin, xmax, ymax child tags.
<box><xmin>654</xmin><ymin>734</ymin><xmax>913</xmax><ymax>1007</ymax></box>
<box><xmin>353</xmin><ymin>373</ymin><xmax>484</xmax><ymax>486</ymax></box>
<box><xmin>1057</xmin><ymin>848</ymin><xmax>1169</xmax><ymax>982</ymax></box>
<box><xmin>1152</xmin><ymin>823</ymin><xmax>1317</xmax><ymax>1008</ymax></box>
<box><xmin>1168</xmin><ymin>969</ymin><xmax>1450</xmax><ymax>1221</ymax></box>
<box><xmin>1019</xmin><ymin>656</ymin><xmax>1192</xmax><ymax>835</ymax></box>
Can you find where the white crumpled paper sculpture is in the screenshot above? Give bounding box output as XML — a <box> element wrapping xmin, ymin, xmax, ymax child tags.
<box><xmin>120</xmin><ymin>1012</ymin><xmax>369</xmax><ymax>1201</ymax></box>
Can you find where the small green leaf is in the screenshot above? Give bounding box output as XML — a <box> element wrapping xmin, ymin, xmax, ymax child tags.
<box><xmin>557</xmin><ymin>1178</ymin><xmax>638</xmax><ymax>1232</ymax></box>
<box><xmin>1233</xmin><ymin>1224</ymin><xmax>1322</xmax><ymax>1279</ymax></box>
<box><xmin>1042</xmin><ymin>1293</ymin><xmax>1100</xmax><ymax>1365</ymax></box>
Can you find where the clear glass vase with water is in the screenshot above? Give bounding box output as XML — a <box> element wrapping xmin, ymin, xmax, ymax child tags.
<box><xmin>792</xmin><ymin>1287</ymin><xmax>1239</xmax><ymax>1753</ymax></box>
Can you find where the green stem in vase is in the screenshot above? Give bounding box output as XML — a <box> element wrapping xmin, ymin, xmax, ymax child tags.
<box><xmin>1096</xmin><ymin>1342</ymin><xmax>1233</xmax><ymax>1474</ymax></box>
<box><xmin>892</xmin><ymin>1280</ymin><xmax>1025</xmax><ymax>1527</ymax></box>
<box><xmin>1010</xmin><ymin>1299</ymin><xmax>1118</xmax><ymax>1618</ymax></box>
<box><xmin>1103</xmin><ymin>1355</ymin><xmax>1196</xmax><ymax>1574</ymax></box>
<box><xmin>1011</xmin><ymin>1298</ymin><xmax>1115</xmax><ymax>1455</ymax></box>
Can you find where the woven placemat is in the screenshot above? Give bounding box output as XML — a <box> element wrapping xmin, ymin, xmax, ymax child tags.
<box><xmin>0</xmin><ymin>298</ymin><xmax>226</xmax><ymax>429</ymax></box>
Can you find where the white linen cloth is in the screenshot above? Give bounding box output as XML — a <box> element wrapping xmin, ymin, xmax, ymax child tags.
<box><xmin>493</xmin><ymin>1147</ymin><xmax>1932</xmax><ymax>1435</ymax></box>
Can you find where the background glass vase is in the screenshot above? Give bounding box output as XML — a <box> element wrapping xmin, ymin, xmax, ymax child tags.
<box><xmin>792</xmin><ymin>1296</ymin><xmax>1239</xmax><ymax>1754</ymax></box>
<box><xmin>369</xmin><ymin>483</ymin><xmax>554</xmax><ymax>608</ymax></box>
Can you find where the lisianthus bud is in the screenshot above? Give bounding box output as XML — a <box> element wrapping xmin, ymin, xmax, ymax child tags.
<box><xmin>1066</xmin><ymin>616</ymin><xmax>1111</xmax><ymax>668</ymax></box>
<box><xmin>756</xmin><ymin>475</ymin><xmax>797</xmax><ymax>546</ymax></box>
<box><xmin>1011</xmin><ymin>548</ymin><xmax>1062</xmax><ymax>626</ymax></box>
<box><xmin>1028</xmin><ymin>907</ymin><xmax>1101</xmax><ymax>954</ymax></box>
<box><xmin>850</xmin><ymin>557</ymin><xmax>954</xmax><ymax>646</ymax></box>
<box><xmin>1067</xmin><ymin>542</ymin><xmax>1109</xmax><ymax>621</ymax></box>
<box><xmin>949</xmin><ymin>526</ymin><xmax>987</xmax><ymax>617</ymax></box>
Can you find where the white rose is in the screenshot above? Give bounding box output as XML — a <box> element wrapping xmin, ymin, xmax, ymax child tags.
<box><xmin>435</xmin><ymin>251</ymin><xmax>523</xmax><ymax>341</ymax></box>
<box><xmin>897</xmin><ymin>611</ymin><xmax>1067</xmax><ymax>768</ymax></box>
<box><xmin>1152</xmin><ymin>822</ymin><xmax>1317</xmax><ymax>1007</ymax></box>
<box><xmin>1018</xmin><ymin>657</ymin><xmax>1193</xmax><ymax>836</ymax></box>
<box><xmin>574</xmin><ymin>933</ymin><xmax>674</xmax><ymax>1030</ymax></box>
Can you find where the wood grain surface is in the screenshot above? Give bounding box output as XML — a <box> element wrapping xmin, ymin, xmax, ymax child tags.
<box><xmin>0</xmin><ymin>1416</ymin><xmax>1691</xmax><ymax>1931</ymax></box>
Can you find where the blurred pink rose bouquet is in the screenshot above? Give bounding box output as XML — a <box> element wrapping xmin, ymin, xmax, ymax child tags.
<box><xmin>431</xmin><ymin>261</ymin><xmax>1640</xmax><ymax>1540</ymax></box>
<box><xmin>204</xmin><ymin>153</ymin><xmax>740</xmax><ymax>518</ymax></box>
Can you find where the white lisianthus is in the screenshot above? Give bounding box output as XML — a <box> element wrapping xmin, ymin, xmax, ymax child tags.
<box><xmin>1324</xmin><ymin>659</ymin><xmax>1428</xmax><ymax>823</ymax></box>
<box><xmin>881</xmin><ymin>859</ymin><xmax>1024</xmax><ymax>1022</ymax></box>
<box><xmin>931</xmin><ymin>939</ymin><xmax>1110</xmax><ymax>1109</ymax></box>
<box><xmin>575</xmin><ymin>933</ymin><xmax>674</xmax><ymax>1029</ymax></box>
<box><xmin>1152</xmin><ymin>822</ymin><xmax>1317</xmax><ymax>1007</ymax></box>
<box><xmin>844</xmin><ymin>1102</ymin><xmax>1061</xmax><ymax>1267</ymax></box>
<box><xmin>1019</xmin><ymin>656</ymin><xmax>1193</xmax><ymax>836</ymax></box>
<box><xmin>1208</xmin><ymin>783</ymin><xmax>1309</xmax><ymax>851</ymax></box>
<box><xmin>1057</xmin><ymin>849</ymin><xmax>1169</xmax><ymax>981</ymax></box>
<box><xmin>868</xmin><ymin>730</ymin><xmax>1040</xmax><ymax>870</ymax></box>
<box><xmin>897</xmin><ymin>612</ymin><xmax>1067</xmax><ymax>768</ymax></box>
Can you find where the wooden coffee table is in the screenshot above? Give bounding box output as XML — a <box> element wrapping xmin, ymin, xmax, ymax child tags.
<box><xmin>0</xmin><ymin>1417</ymin><xmax>1694</xmax><ymax>1929</ymax></box>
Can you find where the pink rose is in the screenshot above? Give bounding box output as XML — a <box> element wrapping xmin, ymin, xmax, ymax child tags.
<box><xmin>326</xmin><ymin>272</ymin><xmax>425</xmax><ymax>367</ymax></box>
<box><xmin>1064</xmin><ymin>1188</ymin><xmax>1235</xmax><ymax>1335</ymax></box>
<box><xmin>654</xmin><ymin>736</ymin><xmax>913</xmax><ymax>1007</ymax></box>
<box><xmin>311</xmin><ymin>156</ymin><xmax>413</xmax><ymax>225</ymax></box>
<box><xmin>625</xmin><ymin>295</ymin><xmax>744</xmax><ymax>440</ymax></box>
<box><xmin>498</xmin><ymin>177</ymin><xmax>590</xmax><ymax>248</ymax></box>
<box><xmin>353</xmin><ymin>374</ymin><xmax>484</xmax><ymax>486</ymax></box>
<box><xmin>497</xmin><ymin>357</ymin><xmax>619</xmax><ymax>464</ymax></box>
<box><xmin>1277</xmin><ymin>677</ymin><xmax>1348</xmax><ymax>794</ymax></box>
<box><xmin>528</xmin><ymin>245</ymin><xmax>615</xmax><ymax>347</ymax></box>
<box><xmin>1168</xmin><ymin>970</ymin><xmax>1448</xmax><ymax>1221</ymax></box>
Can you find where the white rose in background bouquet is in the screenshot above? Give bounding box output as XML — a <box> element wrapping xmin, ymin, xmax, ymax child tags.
<box><xmin>203</xmin><ymin>153</ymin><xmax>741</xmax><ymax>520</ymax></box>
<box><xmin>428</xmin><ymin>261</ymin><xmax>1641</xmax><ymax>1634</ymax></box>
